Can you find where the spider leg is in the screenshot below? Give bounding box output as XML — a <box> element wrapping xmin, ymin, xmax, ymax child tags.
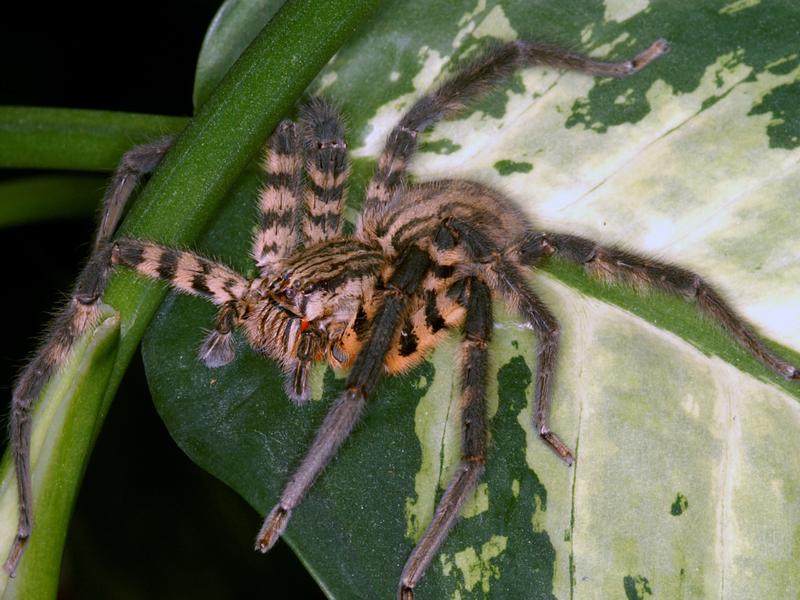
<box><xmin>444</xmin><ymin>218</ymin><xmax>573</xmax><ymax>462</ymax></box>
<box><xmin>111</xmin><ymin>239</ymin><xmax>250</xmax><ymax>305</ymax></box>
<box><xmin>255</xmin><ymin>245</ymin><xmax>431</xmax><ymax>552</ymax></box>
<box><xmin>300</xmin><ymin>98</ymin><xmax>350</xmax><ymax>245</ymax></box>
<box><xmin>112</xmin><ymin>238</ymin><xmax>259</xmax><ymax>370</ymax></box>
<box><xmin>4</xmin><ymin>137</ymin><xmax>174</xmax><ymax>575</ymax></box>
<box><xmin>490</xmin><ymin>261</ymin><xmax>571</xmax><ymax>462</ymax></box>
<box><xmin>521</xmin><ymin>232</ymin><xmax>800</xmax><ymax>381</ymax></box>
<box><xmin>253</xmin><ymin>104</ymin><xmax>351</xmax><ymax>395</ymax></box>
<box><xmin>94</xmin><ymin>136</ymin><xmax>176</xmax><ymax>255</ymax></box>
<box><xmin>398</xmin><ymin>278</ymin><xmax>492</xmax><ymax>600</ymax></box>
<box><xmin>253</xmin><ymin>120</ymin><xmax>304</xmax><ymax>276</ymax></box>
<box><xmin>359</xmin><ymin>38</ymin><xmax>668</xmax><ymax>229</ymax></box>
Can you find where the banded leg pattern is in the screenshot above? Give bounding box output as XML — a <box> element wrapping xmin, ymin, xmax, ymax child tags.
<box><xmin>361</xmin><ymin>38</ymin><xmax>669</xmax><ymax>220</ymax></box>
<box><xmin>253</xmin><ymin>119</ymin><xmax>304</xmax><ymax>276</ymax></box>
<box><xmin>112</xmin><ymin>239</ymin><xmax>250</xmax><ymax>306</ymax></box>
<box><xmin>301</xmin><ymin>98</ymin><xmax>350</xmax><ymax>245</ymax></box>
<box><xmin>398</xmin><ymin>278</ymin><xmax>493</xmax><ymax>600</ymax></box>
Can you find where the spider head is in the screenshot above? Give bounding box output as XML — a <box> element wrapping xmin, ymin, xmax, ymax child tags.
<box><xmin>242</xmin><ymin>291</ymin><xmax>329</xmax><ymax>404</ymax></box>
<box><xmin>249</xmin><ymin>240</ymin><xmax>382</xmax><ymax>400</ymax></box>
<box><xmin>267</xmin><ymin>272</ymin><xmax>331</xmax><ymax>323</ymax></box>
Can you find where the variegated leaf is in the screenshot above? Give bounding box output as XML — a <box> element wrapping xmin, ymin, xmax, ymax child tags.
<box><xmin>145</xmin><ymin>1</ymin><xmax>800</xmax><ymax>598</ymax></box>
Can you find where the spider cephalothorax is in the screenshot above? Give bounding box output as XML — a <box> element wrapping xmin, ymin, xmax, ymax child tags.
<box><xmin>7</xmin><ymin>36</ymin><xmax>799</xmax><ymax>598</ymax></box>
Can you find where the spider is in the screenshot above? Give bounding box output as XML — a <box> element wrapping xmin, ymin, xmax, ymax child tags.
<box><xmin>6</xmin><ymin>36</ymin><xmax>799</xmax><ymax>598</ymax></box>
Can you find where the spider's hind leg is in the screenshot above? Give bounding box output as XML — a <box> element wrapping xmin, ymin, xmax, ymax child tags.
<box><xmin>520</xmin><ymin>232</ymin><xmax>800</xmax><ymax>381</ymax></box>
<box><xmin>4</xmin><ymin>136</ymin><xmax>174</xmax><ymax>575</ymax></box>
<box><xmin>447</xmin><ymin>218</ymin><xmax>574</xmax><ymax>463</ymax></box>
<box><xmin>398</xmin><ymin>278</ymin><xmax>492</xmax><ymax>600</ymax></box>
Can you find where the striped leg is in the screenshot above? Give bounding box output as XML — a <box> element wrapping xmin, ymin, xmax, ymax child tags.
<box><xmin>4</xmin><ymin>137</ymin><xmax>174</xmax><ymax>575</ymax></box>
<box><xmin>112</xmin><ymin>239</ymin><xmax>250</xmax><ymax>305</ymax></box>
<box><xmin>398</xmin><ymin>278</ymin><xmax>492</xmax><ymax>600</ymax></box>
<box><xmin>358</xmin><ymin>38</ymin><xmax>668</xmax><ymax>236</ymax></box>
<box><xmin>112</xmin><ymin>238</ymin><xmax>254</xmax><ymax>368</ymax></box>
<box><xmin>519</xmin><ymin>232</ymin><xmax>800</xmax><ymax>381</ymax></box>
<box><xmin>255</xmin><ymin>246</ymin><xmax>431</xmax><ymax>554</ymax></box>
<box><xmin>253</xmin><ymin>120</ymin><xmax>304</xmax><ymax>276</ymax></box>
<box><xmin>301</xmin><ymin>98</ymin><xmax>350</xmax><ymax>245</ymax></box>
<box><xmin>445</xmin><ymin>218</ymin><xmax>573</xmax><ymax>463</ymax></box>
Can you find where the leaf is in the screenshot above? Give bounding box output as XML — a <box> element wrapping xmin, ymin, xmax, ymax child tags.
<box><xmin>144</xmin><ymin>1</ymin><xmax>800</xmax><ymax>598</ymax></box>
<box><xmin>193</xmin><ymin>0</ymin><xmax>286</xmax><ymax>109</ymax></box>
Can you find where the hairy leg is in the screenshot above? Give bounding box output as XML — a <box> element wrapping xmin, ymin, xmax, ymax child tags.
<box><xmin>443</xmin><ymin>217</ymin><xmax>573</xmax><ymax>462</ymax></box>
<box><xmin>111</xmin><ymin>239</ymin><xmax>251</xmax><ymax>304</ymax></box>
<box><xmin>301</xmin><ymin>98</ymin><xmax>350</xmax><ymax>245</ymax></box>
<box><xmin>489</xmin><ymin>261</ymin><xmax>571</xmax><ymax>462</ymax></box>
<box><xmin>4</xmin><ymin>137</ymin><xmax>174</xmax><ymax>574</ymax></box>
<box><xmin>253</xmin><ymin>120</ymin><xmax>304</xmax><ymax>276</ymax></box>
<box><xmin>111</xmin><ymin>237</ymin><xmax>254</xmax><ymax>372</ymax></box>
<box><xmin>255</xmin><ymin>245</ymin><xmax>431</xmax><ymax>552</ymax></box>
<box><xmin>250</xmin><ymin>104</ymin><xmax>351</xmax><ymax>390</ymax></box>
<box><xmin>94</xmin><ymin>137</ymin><xmax>175</xmax><ymax>254</ymax></box>
<box><xmin>359</xmin><ymin>37</ymin><xmax>668</xmax><ymax>234</ymax></box>
<box><xmin>398</xmin><ymin>278</ymin><xmax>492</xmax><ymax>600</ymax></box>
<box><xmin>520</xmin><ymin>232</ymin><xmax>800</xmax><ymax>380</ymax></box>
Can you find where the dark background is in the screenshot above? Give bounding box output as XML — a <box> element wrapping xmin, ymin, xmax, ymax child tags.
<box><xmin>1</xmin><ymin>3</ymin><xmax>324</xmax><ymax>598</ymax></box>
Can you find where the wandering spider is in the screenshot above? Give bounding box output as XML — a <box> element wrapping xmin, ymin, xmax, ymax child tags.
<box><xmin>6</xmin><ymin>36</ymin><xmax>799</xmax><ymax>598</ymax></box>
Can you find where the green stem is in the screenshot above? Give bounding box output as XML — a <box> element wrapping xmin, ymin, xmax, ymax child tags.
<box><xmin>0</xmin><ymin>0</ymin><xmax>381</xmax><ymax>596</ymax></box>
<box><xmin>0</xmin><ymin>108</ymin><xmax>187</xmax><ymax>171</ymax></box>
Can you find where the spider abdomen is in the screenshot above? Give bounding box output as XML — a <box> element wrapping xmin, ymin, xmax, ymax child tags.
<box><xmin>358</xmin><ymin>179</ymin><xmax>533</xmax><ymax>261</ymax></box>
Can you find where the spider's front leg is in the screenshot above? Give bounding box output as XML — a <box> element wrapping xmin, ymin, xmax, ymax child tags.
<box><xmin>519</xmin><ymin>232</ymin><xmax>800</xmax><ymax>381</ymax></box>
<box><xmin>250</xmin><ymin>101</ymin><xmax>350</xmax><ymax>400</ymax></box>
<box><xmin>398</xmin><ymin>278</ymin><xmax>492</xmax><ymax>600</ymax></box>
<box><xmin>300</xmin><ymin>98</ymin><xmax>350</xmax><ymax>245</ymax></box>
<box><xmin>255</xmin><ymin>246</ymin><xmax>431</xmax><ymax>552</ymax></box>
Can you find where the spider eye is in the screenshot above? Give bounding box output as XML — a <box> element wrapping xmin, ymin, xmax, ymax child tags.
<box><xmin>284</xmin><ymin>288</ymin><xmax>295</xmax><ymax>299</ymax></box>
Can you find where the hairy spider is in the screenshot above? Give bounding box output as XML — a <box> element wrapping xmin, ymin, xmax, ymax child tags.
<box><xmin>6</xmin><ymin>37</ymin><xmax>799</xmax><ymax>597</ymax></box>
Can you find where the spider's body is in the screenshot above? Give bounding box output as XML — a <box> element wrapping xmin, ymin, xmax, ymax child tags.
<box><xmin>7</xmin><ymin>37</ymin><xmax>799</xmax><ymax>598</ymax></box>
<box><xmin>271</xmin><ymin>178</ymin><xmax>534</xmax><ymax>373</ymax></box>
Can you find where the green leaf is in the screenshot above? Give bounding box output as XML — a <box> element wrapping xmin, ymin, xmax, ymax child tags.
<box><xmin>145</xmin><ymin>1</ymin><xmax>800</xmax><ymax>598</ymax></box>
<box><xmin>193</xmin><ymin>0</ymin><xmax>287</xmax><ymax>109</ymax></box>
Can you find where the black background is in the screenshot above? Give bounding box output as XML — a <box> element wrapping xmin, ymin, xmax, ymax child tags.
<box><xmin>1</xmin><ymin>3</ymin><xmax>324</xmax><ymax>598</ymax></box>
